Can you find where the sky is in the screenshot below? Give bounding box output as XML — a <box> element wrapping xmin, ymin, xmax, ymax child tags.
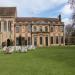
<box><xmin>0</xmin><ymin>0</ymin><xmax>73</xmax><ymax>25</ymax></box>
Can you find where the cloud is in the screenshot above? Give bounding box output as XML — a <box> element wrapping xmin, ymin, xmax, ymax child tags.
<box><xmin>60</xmin><ymin>3</ymin><xmax>73</xmax><ymax>25</ymax></box>
<box><xmin>60</xmin><ymin>4</ymin><xmax>73</xmax><ymax>18</ymax></box>
<box><xmin>0</xmin><ymin>0</ymin><xmax>16</xmax><ymax>6</ymax></box>
<box><xmin>0</xmin><ymin>0</ymin><xmax>71</xmax><ymax>25</ymax></box>
<box><xmin>0</xmin><ymin>0</ymin><xmax>68</xmax><ymax>16</ymax></box>
<box><xmin>62</xmin><ymin>18</ymin><xmax>72</xmax><ymax>25</ymax></box>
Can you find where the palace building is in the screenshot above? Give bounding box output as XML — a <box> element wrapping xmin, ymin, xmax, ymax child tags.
<box><xmin>0</xmin><ymin>7</ymin><xmax>65</xmax><ymax>47</ymax></box>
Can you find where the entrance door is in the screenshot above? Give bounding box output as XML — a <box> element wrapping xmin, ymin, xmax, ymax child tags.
<box><xmin>45</xmin><ymin>37</ymin><xmax>48</xmax><ymax>46</ymax></box>
<box><xmin>7</xmin><ymin>39</ymin><xmax>11</xmax><ymax>47</ymax></box>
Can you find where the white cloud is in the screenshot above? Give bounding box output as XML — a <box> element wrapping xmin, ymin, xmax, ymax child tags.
<box><xmin>0</xmin><ymin>0</ymin><xmax>16</xmax><ymax>6</ymax></box>
<box><xmin>62</xmin><ymin>18</ymin><xmax>72</xmax><ymax>25</ymax></box>
<box><xmin>60</xmin><ymin>3</ymin><xmax>73</xmax><ymax>25</ymax></box>
<box><xmin>60</xmin><ymin>4</ymin><xmax>73</xmax><ymax>17</ymax></box>
<box><xmin>0</xmin><ymin>0</ymin><xmax>71</xmax><ymax>25</ymax></box>
<box><xmin>0</xmin><ymin>0</ymin><xmax>68</xmax><ymax>16</ymax></box>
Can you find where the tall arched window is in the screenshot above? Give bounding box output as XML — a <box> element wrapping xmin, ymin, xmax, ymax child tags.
<box><xmin>56</xmin><ymin>36</ymin><xmax>58</xmax><ymax>44</ymax></box>
<box><xmin>4</xmin><ymin>21</ymin><xmax>7</xmax><ymax>32</ymax></box>
<box><xmin>8</xmin><ymin>21</ymin><xmax>12</xmax><ymax>32</ymax></box>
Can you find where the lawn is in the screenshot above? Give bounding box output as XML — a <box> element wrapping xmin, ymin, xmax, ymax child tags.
<box><xmin>0</xmin><ymin>46</ymin><xmax>75</xmax><ymax>75</ymax></box>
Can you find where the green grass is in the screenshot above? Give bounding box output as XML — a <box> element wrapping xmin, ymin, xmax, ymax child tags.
<box><xmin>0</xmin><ymin>46</ymin><xmax>75</xmax><ymax>75</ymax></box>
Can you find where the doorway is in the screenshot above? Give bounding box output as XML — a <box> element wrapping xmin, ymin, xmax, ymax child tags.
<box><xmin>7</xmin><ymin>39</ymin><xmax>11</xmax><ymax>47</ymax></box>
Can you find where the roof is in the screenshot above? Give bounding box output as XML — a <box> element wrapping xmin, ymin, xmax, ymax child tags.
<box><xmin>16</xmin><ymin>17</ymin><xmax>59</xmax><ymax>22</ymax></box>
<box><xmin>0</xmin><ymin>7</ymin><xmax>16</xmax><ymax>16</ymax></box>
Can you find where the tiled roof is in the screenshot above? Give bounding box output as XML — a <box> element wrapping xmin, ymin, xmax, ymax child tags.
<box><xmin>16</xmin><ymin>17</ymin><xmax>59</xmax><ymax>22</ymax></box>
<box><xmin>0</xmin><ymin>7</ymin><xmax>16</xmax><ymax>16</ymax></box>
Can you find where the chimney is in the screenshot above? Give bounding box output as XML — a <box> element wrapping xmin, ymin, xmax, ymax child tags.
<box><xmin>58</xmin><ymin>14</ymin><xmax>61</xmax><ymax>21</ymax></box>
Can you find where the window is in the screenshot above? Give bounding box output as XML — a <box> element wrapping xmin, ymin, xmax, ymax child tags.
<box><xmin>34</xmin><ymin>36</ymin><xmax>37</xmax><ymax>46</ymax></box>
<box><xmin>60</xmin><ymin>26</ymin><xmax>64</xmax><ymax>32</ymax></box>
<box><xmin>21</xmin><ymin>37</ymin><xmax>25</xmax><ymax>45</ymax></box>
<box><xmin>16</xmin><ymin>25</ymin><xmax>20</xmax><ymax>33</ymax></box>
<box><xmin>50</xmin><ymin>25</ymin><xmax>54</xmax><ymax>32</ymax></box>
<box><xmin>28</xmin><ymin>25</ymin><xmax>31</xmax><ymax>32</ymax></box>
<box><xmin>8</xmin><ymin>21</ymin><xmax>12</xmax><ymax>32</ymax></box>
<box><xmin>51</xmin><ymin>37</ymin><xmax>53</xmax><ymax>44</ymax></box>
<box><xmin>28</xmin><ymin>37</ymin><xmax>31</xmax><ymax>45</ymax></box>
<box><xmin>25</xmin><ymin>39</ymin><xmax>27</xmax><ymax>45</ymax></box>
<box><xmin>0</xmin><ymin>21</ymin><xmax>1</xmax><ymax>32</ymax></box>
<box><xmin>45</xmin><ymin>26</ymin><xmax>48</xmax><ymax>32</ymax></box>
<box><xmin>40</xmin><ymin>37</ymin><xmax>43</xmax><ymax>45</ymax></box>
<box><xmin>56</xmin><ymin>36</ymin><xmax>58</xmax><ymax>44</ymax></box>
<box><xmin>16</xmin><ymin>37</ymin><xmax>19</xmax><ymax>46</ymax></box>
<box><xmin>61</xmin><ymin>36</ymin><xmax>63</xmax><ymax>44</ymax></box>
<box><xmin>45</xmin><ymin>36</ymin><xmax>48</xmax><ymax>46</ymax></box>
<box><xmin>4</xmin><ymin>21</ymin><xmax>7</xmax><ymax>32</ymax></box>
<box><xmin>33</xmin><ymin>26</ymin><xmax>37</xmax><ymax>32</ymax></box>
<box><xmin>40</xmin><ymin>26</ymin><xmax>42</xmax><ymax>32</ymax></box>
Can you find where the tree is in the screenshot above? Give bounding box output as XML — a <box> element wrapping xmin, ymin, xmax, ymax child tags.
<box><xmin>65</xmin><ymin>24</ymin><xmax>75</xmax><ymax>45</ymax></box>
<box><xmin>65</xmin><ymin>24</ymin><xmax>72</xmax><ymax>45</ymax></box>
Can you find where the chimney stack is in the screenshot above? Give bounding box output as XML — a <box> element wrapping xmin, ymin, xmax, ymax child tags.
<box><xmin>58</xmin><ymin>14</ymin><xmax>61</xmax><ymax>21</ymax></box>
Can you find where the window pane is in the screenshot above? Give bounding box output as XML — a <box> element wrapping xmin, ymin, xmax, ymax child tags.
<box><xmin>40</xmin><ymin>37</ymin><xmax>42</xmax><ymax>45</ymax></box>
<box><xmin>8</xmin><ymin>21</ymin><xmax>12</xmax><ymax>32</ymax></box>
<box><xmin>56</xmin><ymin>36</ymin><xmax>58</xmax><ymax>44</ymax></box>
<box><xmin>45</xmin><ymin>37</ymin><xmax>48</xmax><ymax>46</ymax></box>
<box><xmin>40</xmin><ymin>26</ymin><xmax>42</xmax><ymax>32</ymax></box>
<box><xmin>34</xmin><ymin>37</ymin><xmax>37</xmax><ymax>46</ymax></box>
<box><xmin>51</xmin><ymin>37</ymin><xmax>53</xmax><ymax>44</ymax></box>
<box><xmin>28</xmin><ymin>25</ymin><xmax>31</xmax><ymax>32</ymax></box>
<box><xmin>16</xmin><ymin>37</ymin><xmax>19</xmax><ymax>46</ymax></box>
<box><xmin>33</xmin><ymin>26</ymin><xmax>37</xmax><ymax>32</ymax></box>
<box><xmin>28</xmin><ymin>37</ymin><xmax>31</xmax><ymax>45</ymax></box>
<box><xmin>45</xmin><ymin>26</ymin><xmax>48</xmax><ymax>32</ymax></box>
<box><xmin>50</xmin><ymin>26</ymin><xmax>54</xmax><ymax>32</ymax></box>
<box><xmin>60</xmin><ymin>26</ymin><xmax>64</xmax><ymax>32</ymax></box>
<box><xmin>61</xmin><ymin>36</ymin><xmax>63</xmax><ymax>44</ymax></box>
<box><xmin>4</xmin><ymin>21</ymin><xmax>7</xmax><ymax>32</ymax></box>
<box><xmin>16</xmin><ymin>25</ymin><xmax>20</xmax><ymax>33</ymax></box>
